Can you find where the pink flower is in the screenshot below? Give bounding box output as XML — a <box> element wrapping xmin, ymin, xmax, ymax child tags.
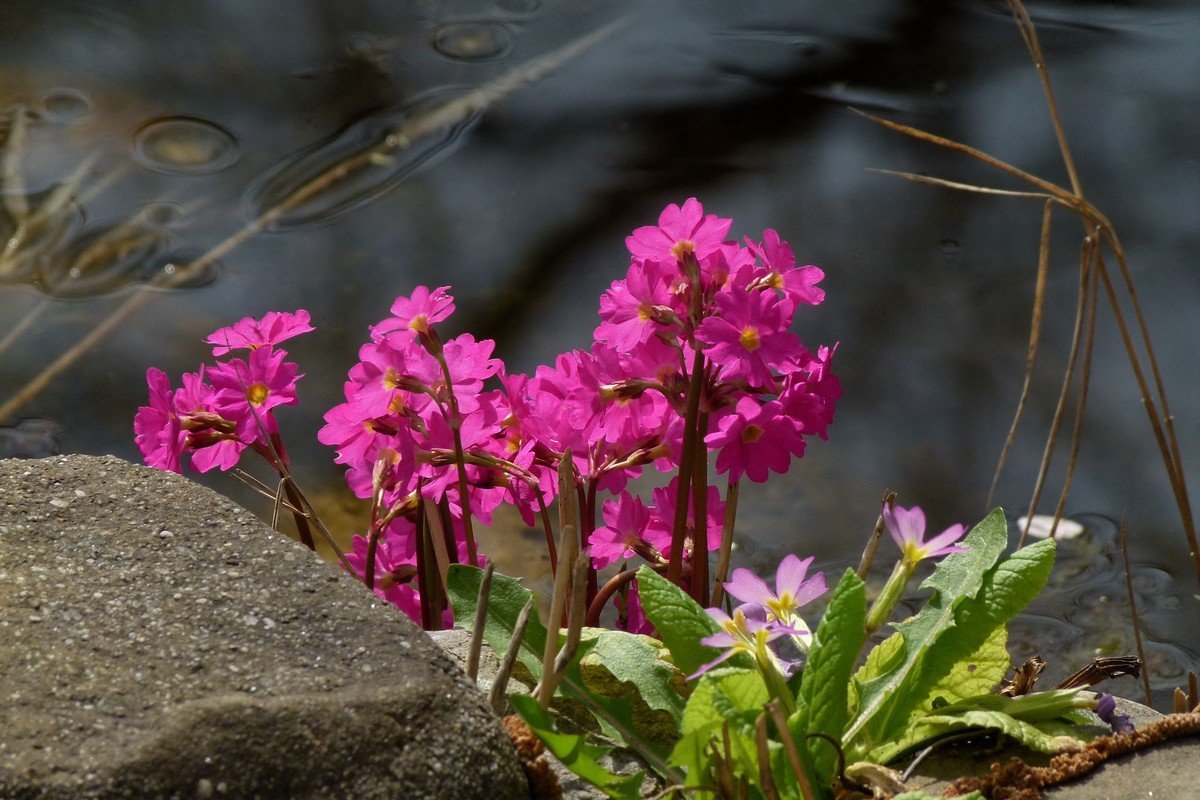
<box><xmin>617</xmin><ymin>583</ymin><xmax>655</xmax><ymax>636</ymax></box>
<box><xmin>883</xmin><ymin>504</ymin><xmax>968</xmax><ymax>567</ymax></box>
<box><xmin>408</xmin><ymin>333</ymin><xmax>502</xmax><ymax>415</ymax></box>
<box><xmin>626</xmin><ymin>198</ymin><xmax>732</xmax><ymax>266</ymax></box>
<box><xmin>642</xmin><ymin>478</ymin><xmax>725</xmax><ymax>558</ymax></box>
<box><xmin>779</xmin><ymin>344</ymin><xmax>841</xmax><ymax>440</ymax></box>
<box><xmin>688</xmin><ymin>605</ymin><xmax>788</xmax><ymax>680</ymax></box>
<box><xmin>134</xmin><ymin>368</ymin><xmax>183</xmax><ymax>472</ymax></box>
<box><xmin>372</xmin><ymin>285</ymin><xmax>455</xmax><ymax>340</ymax></box>
<box><xmin>589</xmin><ymin>492</ymin><xmax>652</xmax><ymax>569</ymax></box>
<box><xmin>174</xmin><ymin>368</ymin><xmax>246</xmax><ymax>473</ymax></box>
<box><xmin>205</xmin><ymin>310</ymin><xmax>314</xmax><ymax>356</ymax></box>
<box><xmin>723</xmin><ymin>554</ymin><xmax>826</xmax><ymax>639</ymax></box>
<box><xmin>346</xmin><ymin>338</ymin><xmax>423</xmax><ymax>420</ymax></box>
<box><xmin>207</xmin><ymin>346</ymin><xmax>301</xmax><ymax>444</ymax></box>
<box><xmin>705</xmin><ymin>397</ymin><xmax>805</xmax><ymax>483</ymax></box>
<box><xmin>696</xmin><ymin>288</ymin><xmax>801</xmax><ymax>387</ymax></box>
<box><xmin>594</xmin><ymin>261</ymin><xmax>675</xmax><ymax>351</ymax></box>
<box><xmin>746</xmin><ymin>230</ymin><xmax>825</xmax><ymax>308</ymax></box>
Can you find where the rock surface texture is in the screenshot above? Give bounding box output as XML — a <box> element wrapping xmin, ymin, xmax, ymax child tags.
<box><xmin>0</xmin><ymin>455</ymin><xmax>528</xmax><ymax>800</ymax></box>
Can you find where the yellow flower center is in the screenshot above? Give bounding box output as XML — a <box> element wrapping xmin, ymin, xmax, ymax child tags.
<box><xmin>408</xmin><ymin>314</ymin><xmax>430</xmax><ymax>333</ymax></box>
<box><xmin>741</xmin><ymin>424</ymin><xmax>763</xmax><ymax>444</ymax></box>
<box><xmin>670</xmin><ymin>239</ymin><xmax>696</xmax><ymax>261</ymax></box>
<box><xmin>383</xmin><ymin>367</ymin><xmax>402</xmax><ymax>390</ymax></box>
<box><xmin>637</xmin><ymin>303</ymin><xmax>653</xmax><ymax>322</ymax></box>
<box><xmin>246</xmin><ymin>382</ymin><xmax>269</xmax><ymax>407</ymax></box>
<box><xmin>740</xmin><ymin>326</ymin><xmax>761</xmax><ymax>351</ymax></box>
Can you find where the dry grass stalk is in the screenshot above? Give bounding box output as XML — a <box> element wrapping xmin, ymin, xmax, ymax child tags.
<box><xmin>754</xmin><ymin>713</ymin><xmax>781</xmax><ymax>800</ymax></box>
<box><xmin>766</xmin><ymin>700</ymin><xmax>818</xmax><ymax>800</ymax></box>
<box><xmin>710</xmin><ymin>480</ymin><xmax>740</xmax><ymax>607</ymax></box>
<box><xmin>467</xmin><ymin>560</ymin><xmax>495</xmax><ymax>682</ymax></box>
<box><xmin>856</xmin><ymin>490</ymin><xmax>896</xmax><ymax>580</ymax></box>
<box><xmin>1118</xmin><ymin>514</ymin><xmax>1155</xmax><ymax>707</ymax></box>
<box><xmin>860</xmin><ymin>0</ymin><xmax>1199</xmax><ymax>590</ymax></box>
<box><xmin>490</xmin><ymin>595</ymin><xmax>536</xmax><ymax>715</ymax></box>
<box><xmin>537</xmin><ymin>453</ymin><xmax>580</xmax><ymax>707</ymax></box>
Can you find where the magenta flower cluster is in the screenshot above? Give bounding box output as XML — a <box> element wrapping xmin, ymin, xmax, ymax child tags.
<box><xmin>135</xmin><ymin>198</ymin><xmax>841</xmax><ymax>630</ymax></box>
<box><xmin>134</xmin><ymin>311</ymin><xmax>313</xmax><ymax>474</ymax></box>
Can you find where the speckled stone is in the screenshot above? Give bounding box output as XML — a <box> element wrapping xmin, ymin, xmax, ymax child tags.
<box><xmin>0</xmin><ymin>455</ymin><xmax>527</xmax><ymax>800</ymax></box>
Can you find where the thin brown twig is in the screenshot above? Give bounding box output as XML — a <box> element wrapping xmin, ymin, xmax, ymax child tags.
<box><xmin>490</xmin><ymin>596</ymin><xmax>536</xmax><ymax>715</ymax></box>
<box><xmin>1018</xmin><ymin>211</ymin><xmax>1093</xmax><ymax>548</ymax></box>
<box><xmin>857</xmin><ymin>490</ymin><xmax>896</xmax><ymax>580</ymax></box>
<box><xmin>1049</xmin><ymin>239</ymin><xmax>1100</xmax><ymax>533</ymax></box>
<box><xmin>767</xmin><ymin>700</ymin><xmax>818</xmax><ymax>800</ymax></box>
<box><xmin>710</xmin><ymin>480</ymin><xmax>740</xmax><ymax>607</ymax></box>
<box><xmin>1118</xmin><ymin>513</ymin><xmax>1155</xmax><ymax>707</ymax></box>
<box><xmin>229</xmin><ymin>468</ymin><xmax>303</xmax><ymax>514</ymax></box>
<box><xmin>754</xmin><ymin>713</ymin><xmax>781</xmax><ymax>800</ymax></box>
<box><xmin>988</xmin><ymin>200</ymin><xmax>1054</xmax><ymax>510</ymax></box>
<box><xmin>467</xmin><ymin>560</ymin><xmax>494</xmax><ymax>682</ymax></box>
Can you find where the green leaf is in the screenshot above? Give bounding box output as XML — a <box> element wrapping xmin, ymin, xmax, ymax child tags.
<box><xmin>448</xmin><ymin>563</ymin><xmax>549</xmax><ymax>678</ymax></box>
<box><xmin>511</xmin><ymin>694</ymin><xmax>644</xmax><ymax>800</ymax></box>
<box><xmin>587</xmin><ymin>629</ymin><xmax>686</xmax><ymax>727</ymax></box>
<box><xmin>913</xmin><ymin>625</ymin><xmax>1009</xmax><ymax>715</ymax></box>
<box><xmin>844</xmin><ymin>510</ymin><xmax>1050</xmax><ymax>750</ymax></box>
<box><xmin>867</xmin><ymin>708</ymin><xmax>1072</xmax><ymax>764</ymax></box>
<box><xmin>889</xmin><ymin>538</ymin><xmax>1055</xmax><ymax>735</ymax></box>
<box><xmin>636</xmin><ymin>566</ymin><xmax>753</xmax><ymax>676</ymax></box>
<box><xmin>673</xmin><ymin>669</ymin><xmax>769</xmax><ymax>790</ymax></box>
<box><xmin>792</xmin><ymin>569</ymin><xmax>867</xmax><ymax>786</ymax></box>
<box><xmin>681</xmin><ymin>668</ymin><xmax>767</xmax><ymax>735</ymax></box>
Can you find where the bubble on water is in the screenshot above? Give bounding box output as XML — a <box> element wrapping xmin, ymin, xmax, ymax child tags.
<box><xmin>137</xmin><ymin>202</ymin><xmax>186</xmax><ymax>229</ymax></box>
<box><xmin>134</xmin><ymin>249</ymin><xmax>220</xmax><ymax>291</ymax></box>
<box><xmin>243</xmin><ymin>88</ymin><xmax>481</xmax><ymax>230</ymax></box>
<box><xmin>0</xmin><ymin>419</ymin><xmax>61</xmax><ymax>458</ymax></box>
<box><xmin>132</xmin><ymin>117</ymin><xmax>240</xmax><ymax>175</ymax></box>
<box><xmin>432</xmin><ymin>21</ymin><xmax>512</xmax><ymax>62</ymax></box>
<box><xmin>39</xmin><ymin>89</ymin><xmax>91</xmax><ymax>124</ymax></box>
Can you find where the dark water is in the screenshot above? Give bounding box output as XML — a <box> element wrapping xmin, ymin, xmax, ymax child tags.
<box><xmin>1</xmin><ymin>1</ymin><xmax>1197</xmax><ymax>707</ymax></box>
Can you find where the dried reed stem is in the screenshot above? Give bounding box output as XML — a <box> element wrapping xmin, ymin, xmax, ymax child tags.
<box><xmin>467</xmin><ymin>560</ymin><xmax>494</xmax><ymax>682</ymax></box>
<box><xmin>1118</xmin><ymin>514</ymin><xmax>1155</xmax><ymax>707</ymax></box>
<box><xmin>857</xmin><ymin>490</ymin><xmax>897</xmax><ymax>580</ymax></box>
<box><xmin>490</xmin><ymin>596</ymin><xmax>536</xmax><ymax>715</ymax></box>
<box><xmin>988</xmin><ymin>200</ymin><xmax>1053</xmax><ymax>510</ymax></box>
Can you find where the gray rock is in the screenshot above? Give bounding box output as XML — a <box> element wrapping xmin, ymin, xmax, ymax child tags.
<box><xmin>0</xmin><ymin>455</ymin><xmax>528</xmax><ymax>800</ymax></box>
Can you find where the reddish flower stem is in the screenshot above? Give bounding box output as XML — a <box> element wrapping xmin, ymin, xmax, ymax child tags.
<box><xmin>690</xmin><ymin>411</ymin><xmax>710</xmax><ymax>605</ymax></box>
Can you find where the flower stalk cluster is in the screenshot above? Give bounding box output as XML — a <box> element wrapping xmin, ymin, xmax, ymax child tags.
<box><xmin>135</xmin><ymin>198</ymin><xmax>841</xmax><ymax>630</ymax></box>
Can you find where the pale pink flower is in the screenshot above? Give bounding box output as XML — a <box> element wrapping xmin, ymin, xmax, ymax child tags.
<box><xmin>883</xmin><ymin>504</ymin><xmax>968</xmax><ymax>568</ymax></box>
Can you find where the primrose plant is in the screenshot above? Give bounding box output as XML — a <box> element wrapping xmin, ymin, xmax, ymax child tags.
<box><xmin>450</xmin><ymin>503</ymin><xmax>1127</xmax><ymax>800</ymax></box>
<box><xmin>135</xmin><ymin>198</ymin><xmax>839</xmax><ymax>630</ymax></box>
